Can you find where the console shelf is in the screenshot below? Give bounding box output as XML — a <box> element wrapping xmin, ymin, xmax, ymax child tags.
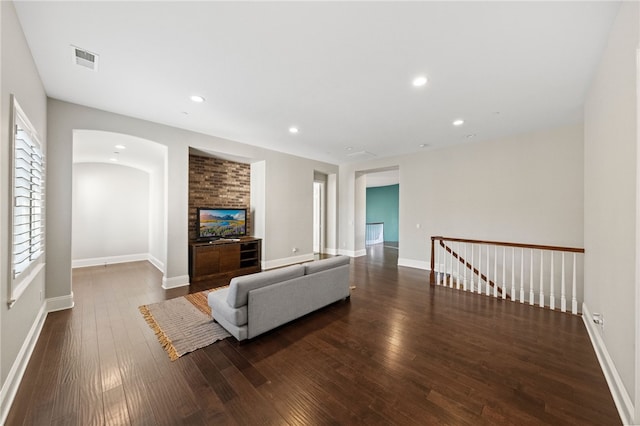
<box><xmin>189</xmin><ymin>237</ymin><xmax>261</xmax><ymax>285</ymax></box>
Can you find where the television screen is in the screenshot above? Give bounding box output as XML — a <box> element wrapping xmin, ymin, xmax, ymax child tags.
<box><xmin>197</xmin><ymin>208</ymin><xmax>247</xmax><ymax>239</ymax></box>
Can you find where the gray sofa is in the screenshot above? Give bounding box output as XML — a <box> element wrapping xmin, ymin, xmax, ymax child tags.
<box><xmin>208</xmin><ymin>255</ymin><xmax>351</xmax><ymax>341</ymax></box>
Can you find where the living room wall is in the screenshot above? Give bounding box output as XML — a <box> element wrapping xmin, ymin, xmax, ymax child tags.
<box><xmin>188</xmin><ymin>154</ymin><xmax>251</xmax><ymax>241</ymax></box>
<box><xmin>0</xmin><ymin>1</ymin><xmax>48</xmax><ymax>421</ymax></box>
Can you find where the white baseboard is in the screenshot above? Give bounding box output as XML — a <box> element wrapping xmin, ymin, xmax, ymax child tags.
<box><xmin>338</xmin><ymin>248</ymin><xmax>367</xmax><ymax>257</ymax></box>
<box><xmin>147</xmin><ymin>254</ymin><xmax>165</xmax><ymax>273</ymax></box>
<box><xmin>0</xmin><ymin>302</ymin><xmax>48</xmax><ymax>426</ymax></box>
<box><xmin>263</xmin><ymin>253</ymin><xmax>315</xmax><ymax>270</ymax></box>
<box><xmin>162</xmin><ymin>274</ymin><xmax>190</xmax><ymax>290</ymax></box>
<box><xmin>46</xmin><ymin>292</ymin><xmax>75</xmax><ymax>312</ymax></box>
<box><xmin>72</xmin><ymin>253</ymin><xmax>150</xmax><ymax>268</ymax></box>
<box><xmin>398</xmin><ymin>258</ymin><xmax>430</xmax><ymax>270</ymax></box>
<box><xmin>582</xmin><ymin>303</ymin><xmax>631</xmax><ymax>424</ymax></box>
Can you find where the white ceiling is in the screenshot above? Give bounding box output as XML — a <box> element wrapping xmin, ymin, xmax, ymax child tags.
<box><xmin>15</xmin><ymin>1</ymin><xmax>620</xmax><ymax>165</ymax></box>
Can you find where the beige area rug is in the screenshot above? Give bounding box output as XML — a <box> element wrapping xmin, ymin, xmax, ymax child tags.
<box><xmin>139</xmin><ymin>287</ymin><xmax>230</xmax><ymax>361</ymax></box>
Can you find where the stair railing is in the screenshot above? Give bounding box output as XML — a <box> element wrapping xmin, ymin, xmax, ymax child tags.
<box><xmin>430</xmin><ymin>236</ymin><xmax>585</xmax><ymax>314</ymax></box>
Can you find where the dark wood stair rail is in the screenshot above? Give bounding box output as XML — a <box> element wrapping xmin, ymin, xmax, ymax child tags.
<box><xmin>429</xmin><ymin>236</ymin><xmax>585</xmax><ymax>290</ymax></box>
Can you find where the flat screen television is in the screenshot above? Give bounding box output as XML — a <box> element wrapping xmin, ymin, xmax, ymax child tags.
<box><xmin>197</xmin><ymin>208</ymin><xmax>247</xmax><ymax>240</ymax></box>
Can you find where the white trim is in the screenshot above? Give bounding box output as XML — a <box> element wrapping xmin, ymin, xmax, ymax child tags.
<box><xmin>338</xmin><ymin>248</ymin><xmax>366</xmax><ymax>257</ymax></box>
<box><xmin>324</xmin><ymin>247</ymin><xmax>338</xmax><ymax>256</ymax></box>
<box><xmin>162</xmin><ymin>274</ymin><xmax>190</xmax><ymax>290</ymax></box>
<box><xmin>0</xmin><ymin>302</ymin><xmax>47</xmax><ymax>426</ymax></box>
<box><xmin>46</xmin><ymin>292</ymin><xmax>74</xmax><ymax>312</ymax></box>
<box><xmin>263</xmin><ymin>253</ymin><xmax>314</xmax><ymax>270</ymax></box>
<box><xmin>147</xmin><ymin>254</ymin><xmax>165</xmax><ymax>273</ymax></box>
<box><xmin>397</xmin><ymin>258</ymin><xmax>430</xmax><ymax>271</ymax></box>
<box><xmin>8</xmin><ymin>262</ymin><xmax>44</xmax><ymax>308</ymax></box>
<box><xmin>72</xmin><ymin>253</ymin><xmax>150</xmax><ymax>268</ymax></box>
<box><xmin>582</xmin><ymin>303</ymin><xmax>631</xmax><ymax>424</ymax></box>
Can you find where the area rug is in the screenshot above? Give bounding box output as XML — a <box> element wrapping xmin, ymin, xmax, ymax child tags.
<box><xmin>139</xmin><ymin>287</ymin><xmax>230</xmax><ymax>361</ymax></box>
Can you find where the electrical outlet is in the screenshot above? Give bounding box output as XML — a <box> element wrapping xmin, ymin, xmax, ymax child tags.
<box><xmin>593</xmin><ymin>312</ymin><xmax>604</xmax><ymax>329</ymax></box>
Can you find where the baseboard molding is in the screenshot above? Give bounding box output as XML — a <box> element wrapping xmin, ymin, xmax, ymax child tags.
<box><xmin>72</xmin><ymin>253</ymin><xmax>150</xmax><ymax>268</ymax></box>
<box><xmin>162</xmin><ymin>274</ymin><xmax>190</xmax><ymax>290</ymax></box>
<box><xmin>46</xmin><ymin>292</ymin><xmax>75</xmax><ymax>312</ymax></box>
<box><xmin>398</xmin><ymin>258</ymin><xmax>430</xmax><ymax>270</ymax></box>
<box><xmin>263</xmin><ymin>253</ymin><xmax>315</xmax><ymax>270</ymax></box>
<box><xmin>147</xmin><ymin>254</ymin><xmax>165</xmax><ymax>273</ymax></box>
<box><xmin>582</xmin><ymin>303</ymin><xmax>631</xmax><ymax>424</ymax></box>
<box><xmin>324</xmin><ymin>248</ymin><xmax>338</xmax><ymax>256</ymax></box>
<box><xmin>338</xmin><ymin>249</ymin><xmax>367</xmax><ymax>257</ymax></box>
<box><xmin>0</xmin><ymin>302</ymin><xmax>48</xmax><ymax>426</ymax></box>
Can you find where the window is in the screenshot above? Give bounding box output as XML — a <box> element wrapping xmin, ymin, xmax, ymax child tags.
<box><xmin>9</xmin><ymin>95</ymin><xmax>45</xmax><ymax>306</ymax></box>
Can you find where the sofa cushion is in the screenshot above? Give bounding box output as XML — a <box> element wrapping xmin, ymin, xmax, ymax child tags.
<box><xmin>304</xmin><ymin>255</ymin><xmax>350</xmax><ymax>275</ymax></box>
<box><xmin>208</xmin><ymin>287</ymin><xmax>248</xmax><ymax>326</ymax></box>
<box><xmin>226</xmin><ymin>264</ymin><xmax>305</xmax><ymax>308</ymax></box>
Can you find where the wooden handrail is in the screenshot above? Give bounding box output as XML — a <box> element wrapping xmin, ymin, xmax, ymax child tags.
<box><xmin>431</xmin><ymin>236</ymin><xmax>584</xmax><ymax>253</ymax></box>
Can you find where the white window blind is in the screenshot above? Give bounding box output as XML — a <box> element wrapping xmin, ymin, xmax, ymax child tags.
<box><xmin>10</xmin><ymin>95</ymin><xmax>45</xmax><ymax>306</ymax></box>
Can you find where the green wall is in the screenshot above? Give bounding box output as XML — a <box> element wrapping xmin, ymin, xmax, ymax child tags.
<box><xmin>366</xmin><ymin>184</ymin><xmax>399</xmax><ymax>242</ymax></box>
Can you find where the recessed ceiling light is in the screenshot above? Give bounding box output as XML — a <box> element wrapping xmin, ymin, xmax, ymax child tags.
<box><xmin>190</xmin><ymin>95</ymin><xmax>205</xmax><ymax>103</ymax></box>
<box><xmin>345</xmin><ymin>146</ymin><xmax>353</xmax><ymax>151</ymax></box>
<box><xmin>419</xmin><ymin>144</ymin><xmax>428</xmax><ymax>148</ymax></box>
<box><xmin>115</xmin><ymin>144</ymin><xmax>126</xmax><ymax>150</ymax></box>
<box><xmin>109</xmin><ymin>157</ymin><xmax>118</xmax><ymax>162</ymax></box>
<box><xmin>289</xmin><ymin>127</ymin><xmax>299</xmax><ymax>134</ymax></box>
<box><xmin>412</xmin><ymin>76</ymin><xmax>428</xmax><ymax>87</ymax></box>
<box><xmin>453</xmin><ymin>119</ymin><xmax>464</xmax><ymax>126</ymax></box>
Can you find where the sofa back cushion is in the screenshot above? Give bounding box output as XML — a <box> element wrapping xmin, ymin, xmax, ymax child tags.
<box><xmin>304</xmin><ymin>255</ymin><xmax>350</xmax><ymax>275</ymax></box>
<box><xmin>226</xmin><ymin>264</ymin><xmax>305</xmax><ymax>308</ymax></box>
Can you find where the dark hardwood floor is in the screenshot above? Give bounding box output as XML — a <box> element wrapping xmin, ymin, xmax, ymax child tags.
<box><xmin>7</xmin><ymin>244</ymin><xmax>620</xmax><ymax>425</ymax></box>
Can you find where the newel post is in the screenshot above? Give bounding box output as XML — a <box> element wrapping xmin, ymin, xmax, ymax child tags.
<box><xmin>430</xmin><ymin>237</ymin><xmax>436</xmax><ymax>285</ymax></box>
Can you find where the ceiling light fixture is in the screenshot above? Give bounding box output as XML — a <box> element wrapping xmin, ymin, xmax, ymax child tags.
<box><xmin>190</xmin><ymin>95</ymin><xmax>205</xmax><ymax>103</ymax></box>
<box><xmin>289</xmin><ymin>127</ymin><xmax>299</xmax><ymax>134</ymax></box>
<box><xmin>412</xmin><ymin>76</ymin><xmax>428</xmax><ymax>87</ymax></box>
<box><xmin>419</xmin><ymin>144</ymin><xmax>428</xmax><ymax>148</ymax></box>
<box><xmin>109</xmin><ymin>157</ymin><xmax>118</xmax><ymax>162</ymax></box>
<box><xmin>345</xmin><ymin>146</ymin><xmax>353</xmax><ymax>151</ymax></box>
<box><xmin>453</xmin><ymin>119</ymin><xmax>464</xmax><ymax>126</ymax></box>
<box><xmin>115</xmin><ymin>144</ymin><xmax>126</xmax><ymax>150</ymax></box>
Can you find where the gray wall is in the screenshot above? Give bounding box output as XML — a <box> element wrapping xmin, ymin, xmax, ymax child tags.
<box><xmin>584</xmin><ymin>1</ymin><xmax>638</xmax><ymax>421</ymax></box>
<box><xmin>46</xmin><ymin>99</ymin><xmax>339</xmax><ymax>293</ymax></box>
<box><xmin>339</xmin><ymin>124</ymin><xmax>585</xmax><ymax>267</ymax></box>
<box><xmin>0</xmin><ymin>0</ymin><xmax>47</xmax><ymax>413</ymax></box>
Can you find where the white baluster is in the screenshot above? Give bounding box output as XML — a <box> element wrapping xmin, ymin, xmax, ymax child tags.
<box><xmin>511</xmin><ymin>247</ymin><xmax>515</xmax><ymax>301</ymax></box>
<box><xmin>561</xmin><ymin>252</ymin><xmax>566</xmax><ymax>312</ymax></box>
<box><xmin>486</xmin><ymin>245</ymin><xmax>491</xmax><ymax>296</ymax></box>
<box><xmin>478</xmin><ymin>244</ymin><xmax>483</xmax><ymax>295</ymax></box>
<box><xmin>436</xmin><ymin>242</ymin><xmax>441</xmax><ymax>285</ymax></box>
<box><xmin>493</xmin><ymin>246</ymin><xmax>498</xmax><ymax>298</ymax></box>
<box><xmin>502</xmin><ymin>247</ymin><xmax>506</xmax><ymax>300</ymax></box>
<box><xmin>549</xmin><ymin>252</ymin><xmax>555</xmax><ymax>310</ymax></box>
<box><xmin>463</xmin><ymin>243</ymin><xmax>468</xmax><ymax>291</ymax></box>
<box><xmin>456</xmin><ymin>242</ymin><xmax>460</xmax><ymax>289</ymax></box>
<box><xmin>529</xmin><ymin>250</ymin><xmax>535</xmax><ymax>305</ymax></box>
<box><xmin>470</xmin><ymin>244</ymin><xmax>475</xmax><ymax>292</ymax></box>
<box><xmin>539</xmin><ymin>250</ymin><xmax>544</xmax><ymax>308</ymax></box>
<box><xmin>448</xmin><ymin>246</ymin><xmax>453</xmax><ymax>288</ymax></box>
<box><xmin>572</xmin><ymin>253</ymin><xmax>578</xmax><ymax>314</ymax></box>
<box><xmin>520</xmin><ymin>248</ymin><xmax>525</xmax><ymax>303</ymax></box>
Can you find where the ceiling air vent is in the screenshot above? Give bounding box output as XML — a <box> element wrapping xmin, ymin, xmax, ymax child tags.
<box><xmin>71</xmin><ymin>45</ymin><xmax>99</xmax><ymax>71</ymax></box>
<box><xmin>346</xmin><ymin>150</ymin><xmax>376</xmax><ymax>159</ymax></box>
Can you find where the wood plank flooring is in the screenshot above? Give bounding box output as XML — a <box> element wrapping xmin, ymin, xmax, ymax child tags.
<box><xmin>6</xmin><ymin>245</ymin><xmax>621</xmax><ymax>425</ymax></box>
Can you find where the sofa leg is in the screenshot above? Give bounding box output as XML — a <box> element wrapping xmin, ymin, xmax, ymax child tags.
<box><xmin>344</xmin><ymin>295</ymin><xmax>351</xmax><ymax>301</ymax></box>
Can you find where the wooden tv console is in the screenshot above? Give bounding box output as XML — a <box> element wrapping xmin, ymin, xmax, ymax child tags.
<box><xmin>189</xmin><ymin>237</ymin><xmax>262</xmax><ymax>284</ymax></box>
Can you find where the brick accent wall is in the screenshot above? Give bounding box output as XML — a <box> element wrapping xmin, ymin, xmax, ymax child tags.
<box><xmin>189</xmin><ymin>154</ymin><xmax>251</xmax><ymax>241</ymax></box>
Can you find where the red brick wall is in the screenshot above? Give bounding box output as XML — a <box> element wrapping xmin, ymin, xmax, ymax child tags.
<box><xmin>189</xmin><ymin>154</ymin><xmax>251</xmax><ymax>241</ymax></box>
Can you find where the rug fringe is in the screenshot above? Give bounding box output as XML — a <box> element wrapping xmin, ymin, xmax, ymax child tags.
<box><xmin>139</xmin><ymin>305</ymin><xmax>180</xmax><ymax>361</ymax></box>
